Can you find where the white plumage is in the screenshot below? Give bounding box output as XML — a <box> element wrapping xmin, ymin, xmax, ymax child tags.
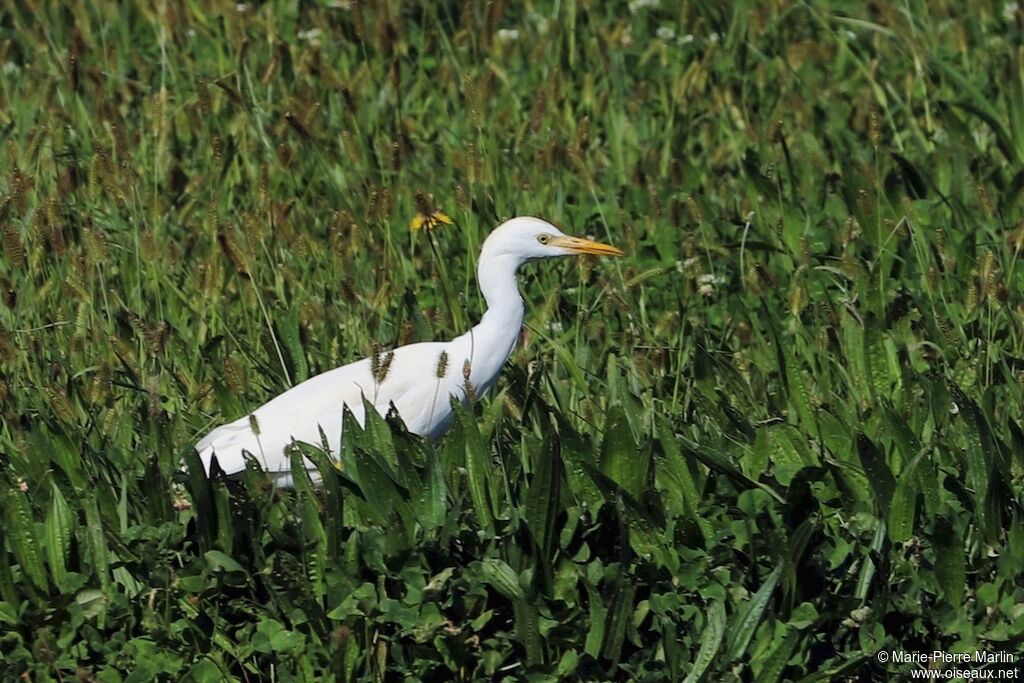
<box><xmin>195</xmin><ymin>216</ymin><xmax>623</xmax><ymax>485</ymax></box>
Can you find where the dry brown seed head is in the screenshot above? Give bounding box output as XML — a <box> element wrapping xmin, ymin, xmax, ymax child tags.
<box><xmin>976</xmin><ymin>182</ymin><xmax>994</xmax><ymax>217</ymax></box>
<box><xmin>285</xmin><ymin>111</ymin><xmax>313</xmax><ymax>141</ymax></box>
<box><xmin>69</xmin><ymin>53</ymin><xmax>80</xmax><ymax>93</ymax></box>
<box><xmin>214</xmin><ymin>78</ymin><xmax>243</xmax><ymax>107</ymax></box>
<box><xmin>196</xmin><ymin>78</ymin><xmax>211</xmax><ymax>117</ymax></box>
<box><xmin>868</xmin><ymin>106</ymin><xmax>881</xmax><ymax>147</ymax></box>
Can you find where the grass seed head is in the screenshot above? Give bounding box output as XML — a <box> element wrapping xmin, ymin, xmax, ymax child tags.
<box><xmin>196</xmin><ymin>78</ymin><xmax>211</xmax><ymax>117</ymax></box>
<box><xmin>976</xmin><ymin>182</ymin><xmax>994</xmax><ymax>217</ymax></box>
<box><xmin>68</xmin><ymin>52</ymin><xmax>80</xmax><ymax>93</ymax></box>
<box><xmin>2</xmin><ymin>224</ymin><xmax>25</xmax><ymax>268</ymax></box>
<box><xmin>462</xmin><ymin>359</ymin><xmax>476</xmax><ymax>404</ymax></box>
<box><xmin>224</xmin><ymin>356</ymin><xmax>247</xmax><ymax>394</ymax></box>
<box><xmin>868</xmin><ymin>106</ymin><xmax>881</xmax><ymax>147</ymax></box>
<box><xmin>47</xmin><ymin>385</ymin><xmax>76</xmax><ymax>424</ymax></box>
<box><xmin>285</xmin><ymin>111</ymin><xmax>313</xmax><ymax>142</ymax></box>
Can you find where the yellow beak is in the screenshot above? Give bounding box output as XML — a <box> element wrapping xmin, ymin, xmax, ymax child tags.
<box><xmin>549</xmin><ymin>235</ymin><xmax>625</xmax><ymax>257</ymax></box>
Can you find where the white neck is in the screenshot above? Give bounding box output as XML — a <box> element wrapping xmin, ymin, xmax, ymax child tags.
<box><xmin>457</xmin><ymin>251</ymin><xmax>525</xmax><ymax>397</ymax></box>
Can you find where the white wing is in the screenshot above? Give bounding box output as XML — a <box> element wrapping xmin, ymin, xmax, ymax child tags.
<box><xmin>195</xmin><ymin>341</ymin><xmax>461</xmax><ymax>477</ymax></box>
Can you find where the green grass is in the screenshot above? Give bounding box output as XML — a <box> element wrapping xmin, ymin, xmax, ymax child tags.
<box><xmin>1</xmin><ymin>0</ymin><xmax>1023</xmax><ymax>680</ymax></box>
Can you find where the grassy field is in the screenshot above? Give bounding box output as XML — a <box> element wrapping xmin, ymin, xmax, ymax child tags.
<box><xmin>1</xmin><ymin>0</ymin><xmax>1023</xmax><ymax>680</ymax></box>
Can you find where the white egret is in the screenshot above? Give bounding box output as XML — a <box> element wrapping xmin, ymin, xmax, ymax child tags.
<box><xmin>196</xmin><ymin>216</ymin><xmax>623</xmax><ymax>485</ymax></box>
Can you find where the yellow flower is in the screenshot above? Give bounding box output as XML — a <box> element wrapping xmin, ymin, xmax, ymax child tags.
<box><xmin>410</xmin><ymin>192</ymin><xmax>454</xmax><ymax>231</ymax></box>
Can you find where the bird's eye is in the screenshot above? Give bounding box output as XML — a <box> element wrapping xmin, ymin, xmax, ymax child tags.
<box><xmin>537</xmin><ymin>234</ymin><xmax>551</xmax><ymax>245</ymax></box>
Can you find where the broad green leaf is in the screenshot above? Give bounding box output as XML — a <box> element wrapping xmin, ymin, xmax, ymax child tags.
<box><xmin>456</xmin><ymin>402</ymin><xmax>494</xmax><ymax>532</ymax></box>
<box><xmin>655</xmin><ymin>415</ymin><xmax>710</xmax><ymax>538</ymax></box>
<box><xmin>415</xmin><ymin>451</ymin><xmax>447</xmax><ymax>535</ymax></box>
<box><xmin>599</xmin><ymin>403</ymin><xmax>646</xmax><ymax>499</ymax></box>
<box><xmin>726</xmin><ymin>563</ymin><xmax>783</xmax><ymax>662</ymax></box>
<box><xmin>933</xmin><ymin>517</ymin><xmax>965</xmax><ymax>606</ymax></box>
<box><xmin>513</xmin><ymin>599</ymin><xmax>544</xmax><ymax>666</ymax></box>
<box><xmin>855</xmin><ymin>433</ymin><xmax>894</xmax><ymax>513</ymax></box>
<box><xmin>46</xmin><ymin>483</ymin><xmax>73</xmax><ymax>591</ymax></box>
<box><xmin>600</xmin><ymin>581</ymin><xmax>637</xmax><ymax>666</ymax></box>
<box><xmin>1</xmin><ymin>481</ymin><xmax>48</xmax><ymax>593</ymax></box>
<box><xmin>525</xmin><ymin>435</ymin><xmax>563</xmax><ymax>561</ymax></box>
<box><xmin>756</xmin><ymin>628</ymin><xmax>800</xmax><ymax>683</ymax></box>
<box><xmin>683</xmin><ymin>601</ymin><xmax>726</xmax><ymax>683</ymax></box>
<box><xmin>584</xmin><ymin>582</ymin><xmax>606</xmax><ymax>658</ymax></box>
<box><xmin>274</xmin><ymin>308</ymin><xmax>308</xmax><ymax>383</ymax></box>
<box><xmin>479</xmin><ymin>558</ymin><xmax>525</xmax><ymax>601</ymax></box>
<box><xmin>76</xmin><ymin>588</ymin><xmax>108</xmax><ymax>620</ymax></box>
<box><xmin>781</xmin><ymin>341</ymin><xmax>817</xmax><ymax>433</ymax></box>
<box><xmin>888</xmin><ymin>456</ymin><xmax>920</xmax><ymax>543</ymax></box>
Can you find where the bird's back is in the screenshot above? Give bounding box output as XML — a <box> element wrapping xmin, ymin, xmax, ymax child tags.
<box><xmin>195</xmin><ymin>340</ymin><xmax>470</xmax><ymax>478</ymax></box>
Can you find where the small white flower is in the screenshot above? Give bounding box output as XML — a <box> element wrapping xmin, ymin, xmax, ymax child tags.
<box><xmin>298</xmin><ymin>28</ymin><xmax>323</xmax><ymax>43</ymax></box>
<box><xmin>2</xmin><ymin>62</ymin><xmax>21</xmax><ymax>76</ymax></box>
<box><xmin>844</xmin><ymin>29</ymin><xmax>857</xmax><ymax>41</ymax></box>
<box><xmin>496</xmin><ymin>28</ymin><xmax>520</xmax><ymax>43</ymax></box>
<box><xmin>680</xmin><ymin>34</ymin><xmax>695</xmax><ymax>45</ymax></box>
<box><xmin>656</xmin><ymin>26</ymin><xmax>676</xmax><ymax>41</ymax></box>
<box><xmin>708</xmin><ymin>32</ymin><xmax>720</xmax><ymax>44</ymax></box>
<box><xmin>628</xmin><ymin>0</ymin><xmax>659</xmax><ymax>13</ymax></box>
<box><xmin>235</xmin><ymin>3</ymin><xmax>249</xmax><ymax>13</ymax></box>
<box><xmin>1004</xmin><ymin>1</ymin><xmax>1019</xmax><ymax>19</ymax></box>
<box><xmin>697</xmin><ymin>273</ymin><xmax>724</xmax><ymax>296</ymax></box>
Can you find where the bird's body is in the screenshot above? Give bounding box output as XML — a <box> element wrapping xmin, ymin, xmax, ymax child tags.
<box><xmin>196</xmin><ymin>217</ymin><xmax>622</xmax><ymax>485</ymax></box>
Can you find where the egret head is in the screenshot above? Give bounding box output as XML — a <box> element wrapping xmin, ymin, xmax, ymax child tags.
<box><xmin>482</xmin><ymin>216</ymin><xmax>625</xmax><ymax>264</ymax></box>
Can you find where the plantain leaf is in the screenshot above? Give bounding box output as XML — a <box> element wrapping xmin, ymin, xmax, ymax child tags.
<box><xmin>415</xmin><ymin>451</ymin><xmax>447</xmax><ymax>535</ymax></box>
<box><xmin>598</xmin><ymin>403</ymin><xmax>646</xmax><ymax>499</ymax></box>
<box><xmin>855</xmin><ymin>433</ymin><xmax>894</xmax><ymax>513</ymax></box>
<box><xmin>45</xmin><ymin>483</ymin><xmax>73</xmax><ymax>591</ymax></box>
<box><xmin>726</xmin><ymin>563</ymin><xmax>783</xmax><ymax>662</ymax></box>
<box><xmin>600</xmin><ymin>580</ymin><xmax>637</xmax><ymax>666</ymax></box>
<box><xmin>888</xmin><ymin>456</ymin><xmax>920</xmax><ymax>543</ymax></box>
<box><xmin>455</xmin><ymin>401</ymin><xmax>494</xmax><ymax>533</ymax></box>
<box><xmin>933</xmin><ymin>517</ymin><xmax>965</xmax><ymax>606</ymax></box>
<box><xmin>525</xmin><ymin>434</ymin><xmax>563</xmax><ymax>562</ymax></box>
<box><xmin>0</xmin><ymin>481</ymin><xmax>48</xmax><ymax>593</ymax></box>
<box><xmin>683</xmin><ymin>601</ymin><xmax>726</xmax><ymax>683</ymax></box>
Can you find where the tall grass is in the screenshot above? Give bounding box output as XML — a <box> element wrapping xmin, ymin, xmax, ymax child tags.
<box><xmin>0</xmin><ymin>1</ymin><xmax>1022</xmax><ymax>680</ymax></box>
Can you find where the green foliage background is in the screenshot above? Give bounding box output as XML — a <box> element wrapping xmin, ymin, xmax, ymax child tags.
<box><xmin>1</xmin><ymin>0</ymin><xmax>1023</xmax><ymax>680</ymax></box>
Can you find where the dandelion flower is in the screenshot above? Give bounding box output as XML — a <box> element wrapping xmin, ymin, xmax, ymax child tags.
<box><xmin>411</xmin><ymin>192</ymin><xmax>454</xmax><ymax>231</ymax></box>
